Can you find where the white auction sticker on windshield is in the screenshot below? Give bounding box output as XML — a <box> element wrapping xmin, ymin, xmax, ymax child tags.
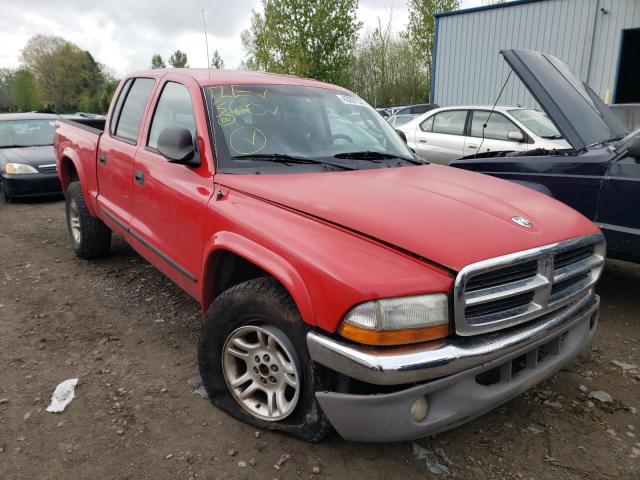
<box><xmin>336</xmin><ymin>94</ymin><xmax>367</xmax><ymax>107</ymax></box>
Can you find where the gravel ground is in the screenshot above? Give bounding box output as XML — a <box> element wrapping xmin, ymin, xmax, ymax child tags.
<box><xmin>0</xmin><ymin>198</ymin><xmax>639</xmax><ymax>480</ymax></box>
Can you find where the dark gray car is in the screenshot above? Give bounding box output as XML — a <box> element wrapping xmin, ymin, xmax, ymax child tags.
<box><xmin>0</xmin><ymin>112</ymin><xmax>62</xmax><ymax>202</ymax></box>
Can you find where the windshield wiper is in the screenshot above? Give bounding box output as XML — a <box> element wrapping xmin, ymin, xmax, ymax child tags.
<box><xmin>541</xmin><ymin>135</ymin><xmax>563</xmax><ymax>139</ymax></box>
<box><xmin>334</xmin><ymin>151</ymin><xmax>424</xmax><ymax>165</ymax></box>
<box><xmin>232</xmin><ymin>153</ymin><xmax>356</xmax><ymax>170</ymax></box>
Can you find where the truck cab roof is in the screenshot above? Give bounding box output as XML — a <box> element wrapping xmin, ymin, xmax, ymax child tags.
<box><xmin>124</xmin><ymin>68</ymin><xmax>348</xmax><ymax>90</ymax></box>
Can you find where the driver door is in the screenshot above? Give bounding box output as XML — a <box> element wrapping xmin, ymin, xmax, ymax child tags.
<box><xmin>464</xmin><ymin>110</ymin><xmax>529</xmax><ymax>157</ymax></box>
<box><xmin>129</xmin><ymin>76</ymin><xmax>215</xmax><ymax>295</ymax></box>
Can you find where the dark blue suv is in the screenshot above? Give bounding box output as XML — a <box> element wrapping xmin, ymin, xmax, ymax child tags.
<box><xmin>453</xmin><ymin>50</ymin><xmax>639</xmax><ymax>263</ymax></box>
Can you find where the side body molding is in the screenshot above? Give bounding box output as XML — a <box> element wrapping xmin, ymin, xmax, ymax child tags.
<box><xmin>201</xmin><ymin>231</ymin><xmax>315</xmax><ymax>326</ymax></box>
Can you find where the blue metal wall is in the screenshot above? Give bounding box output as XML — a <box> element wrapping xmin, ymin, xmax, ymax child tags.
<box><xmin>432</xmin><ymin>0</ymin><xmax>640</xmax><ymax>107</ymax></box>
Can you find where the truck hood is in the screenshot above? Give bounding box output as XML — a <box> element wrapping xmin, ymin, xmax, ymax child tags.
<box><xmin>218</xmin><ymin>165</ymin><xmax>599</xmax><ymax>272</ymax></box>
<box><xmin>502</xmin><ymin>49</ymin><xmax>627</xmax><ymax>151</ymax></box>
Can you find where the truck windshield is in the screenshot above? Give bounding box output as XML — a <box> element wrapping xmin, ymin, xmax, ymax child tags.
<box><xmin>509</xmin><ymin>109</ymin><xmax>563</xmax><ymax>139</ymax></box>
<box><xmin>0</xmin><ymin>119</ymin><xmax>55</xmax><ymax>148</ymax></box>
<box><xmin>205</xmin><ymin>85</ymin><xmax>417</xmax><ymax>171</ymax></box>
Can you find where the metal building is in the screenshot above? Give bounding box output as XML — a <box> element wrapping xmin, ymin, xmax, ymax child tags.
<box><xmin>431</xmin><ymin>0</ymin><xmax>640</xmax><ymax>107</ymax></box>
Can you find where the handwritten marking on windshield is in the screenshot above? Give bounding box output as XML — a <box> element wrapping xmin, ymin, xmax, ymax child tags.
<box><xmin>229</xmin><ymin>126</ymin><xmax>266</xmax><ymax>155</ymax></box>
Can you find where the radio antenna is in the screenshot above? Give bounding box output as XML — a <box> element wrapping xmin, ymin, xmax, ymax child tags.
<box><xmin>201</xmin><ymin>9</ymin><xmax>211</xmax><ymax>80</ymax></box>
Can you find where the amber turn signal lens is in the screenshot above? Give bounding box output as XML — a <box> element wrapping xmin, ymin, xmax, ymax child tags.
<box><xmin>337</xmin><ymin>322</ymin><xmax>450</xmax><ymax>346</ymax></box>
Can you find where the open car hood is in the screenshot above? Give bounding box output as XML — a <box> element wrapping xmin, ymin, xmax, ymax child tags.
<box><xmin>501</xmin><ymin>49</ymin><xmax>627</xmax><ymax>151</ymax></box>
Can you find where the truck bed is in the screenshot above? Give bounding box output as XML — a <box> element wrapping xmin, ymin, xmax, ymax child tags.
<box><xmin>54</xmin><ymin>117</ymin><xmax>104</xmax><ymax>217</ymax></box>
<box><xmin>58</xmin><ymin>117</ymin><xmax>106</xmax><ymax>134</ymax></box>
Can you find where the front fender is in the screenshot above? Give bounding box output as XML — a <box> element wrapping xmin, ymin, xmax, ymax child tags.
<box><xmin>201</xmin><ymin>231</ymin><xmax>315</xmax><ymax>325</ymax></box>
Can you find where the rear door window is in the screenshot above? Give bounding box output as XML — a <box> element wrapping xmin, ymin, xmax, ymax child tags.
<box><xmin>432</xmin><ymin>110</ymin><xmax>467</xmax><ymax>135</ymax></box>
<box><xmin>147</xmin><ymin>82</ymin><xmax>196</xmax><ymax>151</ymax></box>
<box><xmin>113</xmin><ymin>78</ymin><xmax>155</xmax><ymax>143</ymax></box>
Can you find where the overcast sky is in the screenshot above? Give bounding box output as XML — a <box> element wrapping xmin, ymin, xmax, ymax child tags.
<box><xmin>0</xmin><ymin>0</ymin><xmax>483</xmax><ymax>77</ymax></box>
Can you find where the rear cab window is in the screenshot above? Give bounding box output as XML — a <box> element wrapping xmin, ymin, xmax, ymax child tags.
<box><xmin>110</xmin><ymin>77</ymin><xmax>155</xmax><ymax>144</ymax></box>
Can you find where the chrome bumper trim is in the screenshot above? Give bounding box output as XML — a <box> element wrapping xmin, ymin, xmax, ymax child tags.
<box><xmin>307</xmin><ymin>292</ymin><xmax>597</xmax><ymax>386</ymax></box>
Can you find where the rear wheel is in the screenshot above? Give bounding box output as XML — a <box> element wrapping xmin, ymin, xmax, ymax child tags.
<box><xmin>198</xmin><ymin>277</ymin><xmax>332</xmax><ymax>441</ymax></box>
<box><xmin>65</xmin><ymin>181</ymin><xmax>111</xmax><ymax>259</ymax></box>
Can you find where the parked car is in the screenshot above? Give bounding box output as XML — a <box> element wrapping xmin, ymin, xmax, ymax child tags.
<box><xmin>55</xmin><ymin>68</ymin><xmax>603</xmax><ymax>442</ymax></box>
<box><xmin>375</xmin><ymin>108</ymin><xmax>390</xmax><ymax>118</ymax></box>
<box><xmin>387</xmin><ymin>113</ymin><xmax>416</xmax><ymax>127</ymax></box>
<box><xmin>387</xmin><ymin>103</ymin><xmax>440</xmax><ymax>128</ymax></box>
<box><xmin>394</xmin><ymin>103</ymin><xmax>439</xmax><ymax>116</ymax></box>
<box><xmin>453</xmin><ymin>49</ymin><xmax>638</xmax><ymax>263</ymax></box>
<box><xmin>398</xmin><ymin>105</ymin><xmax>571</xmax><ymax>165</ymax></box>
<box><xmin>0</xmin><ymin>112</ymin><xmax>62</xmax><ymax>202</ymax></box>
<box><xmin>608</xmin><ymin>103</ymin><xmax>640</xmax><ymax>132</ymax></box>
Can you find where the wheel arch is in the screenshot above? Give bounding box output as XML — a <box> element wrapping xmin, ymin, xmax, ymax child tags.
<box><xmin>201</xmin><ymin>232</ymin><xmax>315</xmax><ymax>326</ymax></box>
<box><xmin>59</xmin><ymin>149</ymin><xmax>98</xmax><ymax>216</ymax></box>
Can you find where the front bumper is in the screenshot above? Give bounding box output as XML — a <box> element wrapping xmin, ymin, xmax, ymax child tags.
<box><xmin>307</xmin><ymin>293</ymin><xmax>599</xmax><ymax>442</ymax></box>
<box><xmin>1</xmin><ymin>172</ymin><xmax>62</xmax><ymax>198</ymax></box>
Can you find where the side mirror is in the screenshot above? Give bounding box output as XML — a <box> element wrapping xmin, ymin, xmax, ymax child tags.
<box><xmin>157</xmin><ymin>127</ymin><xmax>199</xmax><ymax>166</ymax></box>
<box><xmin>627</xmin><ymin>138</ymin><xmax>640</xmax><ymax>159</ymax></box>
<box><xmin>507</xmin><ymin>131</ymin><xmax>524</xmax><ymax>142</ymax></box>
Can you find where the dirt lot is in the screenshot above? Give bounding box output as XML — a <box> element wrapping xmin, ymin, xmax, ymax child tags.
<box><xmin>0</xmin><ymin>198</ymin><xmax>639</xmax><ymax>480</ymax></box>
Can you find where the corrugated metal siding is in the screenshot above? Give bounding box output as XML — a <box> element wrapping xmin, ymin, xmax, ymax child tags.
<box><xmin>433</xmin><ymin>0</ymin><xmax>640</xmax><ymax>107</ymax></box>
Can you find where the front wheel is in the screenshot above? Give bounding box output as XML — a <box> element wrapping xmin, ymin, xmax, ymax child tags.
<box><xmin>65</xmin><ymin>181</ymin><xmax>111</xmax><ymax>259</ymax></box>
<box><xmin>198</xmin><ymin>277</ymin><xmax>332</xmax><ymax>441</ymax></box>
<box><xmin>0</xmin><ymin>180</ymin><xmax>12</xmax><ymax>203</ymax></box>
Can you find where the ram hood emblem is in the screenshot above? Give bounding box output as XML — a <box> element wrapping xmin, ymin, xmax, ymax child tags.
<box><xmin>511</xmin><ymin>216</ymin><xmax>533</xmax><ymax>228</ymax></box>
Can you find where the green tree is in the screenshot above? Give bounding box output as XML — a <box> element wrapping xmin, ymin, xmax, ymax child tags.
<box><xmin>406</xmin><ymin>0</ymin><xmax>459</xmax><ymax>97</ymax></box>
<box><xmin>241</xmin><ymin>0</ymin><xmax>362</xmax><ymax>84</ymax></box>
<box><xmin>0</xmin><ymin>69</ymin><xmax>16</xmax><ymax>112</ymax></box>
<box><xmin>168</xmin><ymin>50</ymin><xmax>189</xmax><ymax>68</ymax></box>
<box><xmin>346</xmin><ymin>15</ymin><xmax>428</xmax><ymax>107</ymax></box>
<box><xmin>210</xmin><ymin>50</ymin><xmax>225</xmax><ymax>69</ymax></box>
<box><xmin>12</xmin><ymin>69</ymin><xmax>41</xmax><ymax>111</ymax></box>
<box><xmin>151</xmin><ymin>54</ymin><xmax>166</xmax><ymax>69</ymax></box>
<box><xmin>20</xmin><ymin>35</ymin><xmax>112</xmax><ymax>113</ymax></box>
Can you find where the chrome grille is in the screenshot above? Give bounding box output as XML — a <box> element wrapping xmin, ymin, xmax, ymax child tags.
<box><xmin>454</xmin><ymin>234</ymin><xmax>605</xmax><ymax>336</ymax></box>
<box><xmin>38</xmin><ymin>164</ymin><xmax>57</xmax><ymax>173</ymax></box>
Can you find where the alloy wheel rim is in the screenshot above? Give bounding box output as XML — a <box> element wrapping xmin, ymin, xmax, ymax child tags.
<box><xmin>69</xmin><ymin>200</ymin><xmax>81</xmax><ymax>244</ymax></box>
<box><xmin>222</xmin><ymin>324</ymin><xmax>301</xmax><ymax>421</ymax></box>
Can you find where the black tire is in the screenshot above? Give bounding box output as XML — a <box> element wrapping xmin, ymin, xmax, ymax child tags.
<box><xmin>198</xmin><ymin>277</ymin><xmax>332</xmax><ymax>441</ymax></box>
<box><xmin>0</xmin><ymin>180</ymin><xmax>12</xmax><ymax>203</ymax></box>
<box><xmin>65</xmin><ymin>181</ymin><xmax>111</xmax><ymax>259</ymax></box>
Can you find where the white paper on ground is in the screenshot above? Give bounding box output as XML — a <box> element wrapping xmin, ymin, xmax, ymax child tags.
<box><xmin>46</xmin><ymin>378</ymin><xmax>79</xmax><ymax>413</ymax></box>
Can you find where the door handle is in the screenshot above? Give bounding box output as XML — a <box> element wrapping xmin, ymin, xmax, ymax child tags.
<box><xmin>134</xmin><ymin>170</ymin><xmax>144</xmax><ymax>185</ymax></box>
<box><xmin>99</xmin><ymin>154</ymin><xmax>107</xmax><ymax>165</ymax></box>
<box><xmin>467</xmin><ymin>144</ymin><xmax>478</xmax><ymax>149</ymax></box>
<box><xmin>418</xmin><ymin>139</ymin><xmax>427</xmax><ymax>143</ymax></box>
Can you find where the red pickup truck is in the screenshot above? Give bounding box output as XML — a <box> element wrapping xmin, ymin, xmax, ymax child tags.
<box><xmin>55</xmin><ymin>69</ymin><xmax>605</xmax><ymax>442</ymax></box>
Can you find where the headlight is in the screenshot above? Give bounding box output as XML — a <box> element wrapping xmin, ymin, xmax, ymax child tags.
<box><xmin>338</xmin><ymin>294</ymin><xmax>449</xmax><ymax>346</ymax></box>
<box><xmin>6</xmin><ymin>163</ymin><xmax>38</xmax><ymax>174</ymax></box>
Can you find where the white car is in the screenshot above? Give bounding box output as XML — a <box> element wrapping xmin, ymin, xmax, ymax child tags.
<box><xmin>397</xmin><ymin>106</ymin><xmax>571</xmax><ymax>165</ymax></box>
